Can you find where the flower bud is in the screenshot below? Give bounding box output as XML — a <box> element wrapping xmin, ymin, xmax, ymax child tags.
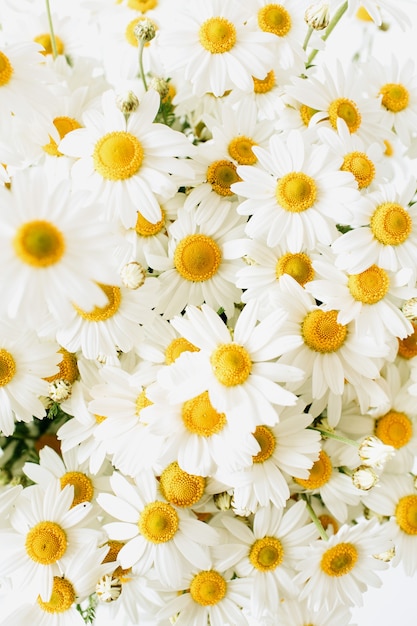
<box><xmin>305</xmin><ymin>2</ymin><xmax>330</xmax><ymax>30</ymax></box>
<box><xmin>358</xmin><ymin>435</ymin><xmax>395</xmax><ymax>469</ymax></box>
<box><xmin>134</xmin><ymin>18</ymin><xmax>156</xmax><ymax>43</ymax></box>
<box><xmin>48</xmin><ymin>379</ymin><xmax>72</xmax><ymax>402</ymax></box>
<box><xmin>116</xmin><ymin>90</ymin><xmax>140</xmax><ymax>114</ymax></box>
<box><xmin>120</xmin><ymin>262</ymin><xmax>146</xmax><ymax>289</ymax></box>
<box><xmin>352</xmin><ymin>465</ymin><xmax>379</xmax><ymax>491</ymax></box>
<box><xmin>148</xmin><ymin>76</ymin><xmax>170</xmax><ymax>101</ymax></box>
<box><xmin>96</xmin><ymin>574</ymin><xmax>122</xmax><ymax>602</ymax></box>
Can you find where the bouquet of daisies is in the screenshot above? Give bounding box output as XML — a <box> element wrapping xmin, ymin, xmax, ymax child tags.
<box><xmin>0</xmin><ymin>0</ymin><xmax>417</xmax><ymax>624</ymax></box>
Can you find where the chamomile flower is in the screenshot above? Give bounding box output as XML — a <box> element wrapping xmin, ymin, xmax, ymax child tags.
<box><xmin>59</xmin><ymin>88</ymin><xmax>194</xmax><ymax>228</ymax></box>
<box><xmin>295</xmin><ymin>519</ymin><xmax>391</xmax><ymax>610</ymax></box>
<box><xmin>97</xmin><ymin>470</ymin><xmax>220</xmax><ymax>588</ymax></box>
<box><xmin>156</xmin><ymin>0</ymin><xmax>276</xmax><ymax>97</ymax></box>
<box><xmin>157</xmin><ymin>301</ymin><xmax>303</xmax><ymax>429</ymax></box>
<box><xmin>232</xmin><ymin>129</ymin><xmax>359</xmax><ymax>250</ymax></box>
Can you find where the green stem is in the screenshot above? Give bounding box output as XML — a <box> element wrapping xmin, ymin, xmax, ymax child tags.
<box><xmin>309</xmin><ymin>426</ymin><xmax>360</xmax><ymax>448</ymax></box>
<box><xmin>302</xmin><ymin>494</ymin><xmax>329</xmax><ymax>541</ymax></box>
<box><xmin>307</xmin><ymin>0</ymin><xmax>348</xmax><ymax>67</ymax></box>
<box><xmin>138</xmin><ymin>40</ymin><xmax>148</xmax><ymax>92</ymax></box>
<box><xmin>303</xmin><ymin>26</ymin><xmax>314</xmax><ymax>51</ymax></box>
<box><xmin>45</xmin><ymin>0</ymin><xmax>58</xmax><ymax>59</ymax></box>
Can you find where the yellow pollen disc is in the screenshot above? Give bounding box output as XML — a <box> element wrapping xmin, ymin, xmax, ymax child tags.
<box><xmin>276</xmin><ymin>172</ymin><xmax>317</xmax><ymax>213</ymax></box>
<box><xmin>0</xmin><ymin>349</ymin><xmax>16</xmax><ymax>386</ymax></box>
<box><xmin>138</xmin><ymin>501</ymin><xmax>179</xmax><ymax>543</ymax></box>
<box><xmin>398</xmin><ymin>323</ymin><xmax>417</xmax><ymax>359</ymax></box>
<box><xmin>43</xmin><ymin>116</ymin><xmax>82</xmax><ymax>157</ymax></box>
<box><xmin>93</xmin><ymin>131</ymin><xmax>144</xmax><ymax>181</ymax></box>
<box><xmin>13</xmin><ymin>220</ymin><xmax>65</xmax><ymax>268</ymax></box>
<box><xmin>210</xmin><ymin>343</ymin><xmax>252</xmax><ymax>387</ymax></box>
<box><xmin>295</xmin><ymin>450</ymin><xmax>333</xmax><ymax>489</ymax></box>
<box><xmin>301</xmin><ymin>309</ymin><xmax>347</xmax><ymax>353</ymax></box>
<box><xmin>328</xmin><ymin>98</ymin><xmax>362</xmax><ymax>133</ymax></box>
<box><xmin>347</xmin><ymin>265</ymin><xmax>389</xmax><ymax>304</ymax></box>
<box><xmin>258</xmin><ymin>4</ymin><xmax>292</xmax><ymax>37</ymax></box>
<box><xmin>207</xmin><ymin>159</ymin><xmax>241</xmax><ymax>196</ymax></box>
<box><xmin>199</xmin><ymin>17</ymin><xmax>236</xmax><ymax>54</ymax></box>
<box><xmin>370</xmin><ymin>202</ymin><xmax>412</xmax><ymax>245</ymax></box>
<box><xmin>128</xmin><ymin>0</ymin><xmax>157</xmax><ymax>10</ymax></box>
<box><xmin>356</xmin><ymin>7</ymin><xmax>374</xmax><ymax>21</ymax></box>
<box><xmin>228</xmin><ymin>136</ymin><xmax>257</xmax><ymax>165</ymax></box>
<box><xmin>396</xmin><ymin>495</ymin><xmax>417</xmax><ymax>535</ymax></box>
<box><xmin>159</xmin><ymin>461</ymin><xmax>206</xmax><ymax>507</ymax></box>
<box><xmin>103</xmin><ymin>539</ymin><xmax>125</xmax><ymax>563</ymax></box>
<box><xmin>341</xmin><ymin>151</ymin><xmax>375</xmax><ymax>189</ymax></box>
<box><xmin>135</xmin><ymin>389</ymin><xmax>153</xmax><ymax>416</ymax></box>
<box><xmin>0</xmin><ymin>51</ymin><xmax>13</xmax><ymax>86</ymax></box>
<box><xmin>275</xmin><ymin>252</ymin><xmax>314</xmax><ymax>286</ymax></box>
<box><xmin>181</xmin><ymin>391</ymin><xmax>227</xmax><ymax>436</ymax></box>
<box><xmin>174</xmin><ymin>234</ymin><xmax>222</xmax><ymax>282</ymax></box>
<box><xmin>190</xmin><ymin>570</ymin><xmax>227</xmax><ymax>606</ymax></box>
<box><xmin>44</xmin><ymin>348</ymin><xmax>79</xmax><ymax>384</ymax></box>
<box><xmin>380</xmin><ymin>83</ymin><xmax>409</xmax><ymax>113</ymax></box>
<box><xmin>165</xmin><ymin>337</ymin><xmax>200</xmax><ymax>365</ymax></box>
<box><xmin>125</xmin><ymin>17</ymin><xmax>157</xmax><ymax>47</ymax></box>
<box><xmin>300</xmin><ymin>105</ymin><xmax>318</xmax><ymax>127</ymax></box>
<box><xmin>34</xmin><ymin>33</ymin><xmax>65</xmax><ymax>56</ymax></box>
<box><xmin>25</xmin><ymin>521</ymin><xmax>67</xmax><ymax>564</ymax></box>
<box><xmin>318</xmin><ymin>514</ymin><xmax>339</xmax><ymax>535</ymax></box>
<box><xmin>375</xmin><ymin>410</ymin><xmax>412</xmax><ymax>449</ymax></box>
<box><xmin>252</xmin><ymin>425</ymin><xmax>276</xmax><ymax>463</ymax></box>
<box><xmin>74</xmin><ymin>284</ymin><xmax>121</xmax><ymax>322</ymax></box>
<box><xmin>60</xmin><ymin>471</ymin><xmax>94</xmax><ymax>507</ymax></box>
<box><xmin>37</xmin><ymin>577</ymin><xmax>75</xmax><ymax>614</ymax></box>
<box><xmin>135</xmin><ymin>208</ymin><xmax>165</xmax><ymax>236</ymax></box>
<box><xmin>249</xmin><ymin>536</ymin><xmax>284</xmax><ymax>571</ymax></box>
<box><xmin>320</xmin><ymin>542</ymin><xmax>358</xmax><ymax>577</ymax></box>
<box><xmin>253</xmin><ymin>70</ymin><xmax>275</xmax><ymax>94</ymax></box>
<box><xmin>94</xmin><ymin>414</ymin><xmax>107</xmax><ymax>423</ymax></box>
<box><xmin>384</xmin><ymin>139</ymin><xmax>394</xmax><ymax>156</ymax></box>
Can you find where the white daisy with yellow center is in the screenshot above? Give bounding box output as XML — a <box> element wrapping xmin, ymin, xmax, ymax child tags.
<box><xmin>344</xmin><ymin>0</ymin><xmax>410</xmax><ymax>28</ymax></box>
<box><xmin>233</xmin><ymin>129</ymin><xmax>359</xmax><ymax>251</ymax></box>
<box><xmin>59</xmin><ymin>88</ymin><xmax>194</xmax><ymax>228</ymax></box>
<box><xmin>97</xmin><ymin>470</ymin><xmax>220</xmax><ymax>588</ymax></box>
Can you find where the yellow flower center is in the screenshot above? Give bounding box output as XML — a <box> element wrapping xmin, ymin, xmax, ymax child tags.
<box><xmin>138</xmin><ymin>501</ymin><xmax>179</xmax><ymax>543</ymax></box>
<box><xmin>252</xmin><ymin>70</ymin><xmax>275</xmax><ymax>94</ymax></box>
<box><xmin>44</xmin><ymin>348</ymin><xmax>79</xmax><ymax>384</ymax></box>
<box><xmin>93</xmin><ymin>131</ymin><xmax>144</xmax><ymax>181</ymax></box>
<box><xmin>276</xmin><ymin>172</ymin><xmax>317</xmax><ymax>213</ymax></box>
<box><xmin>398</xmin><ymin>323</ymin><xmax>417</xmax><ymax>359</ymax></box>
<box><xmin>275</xmin><ymin>252</ymin><xmax>314</xmax><ymax>286</ymax></box>
<box><xmin>103</xmin><ymin>539</ymin><xmax>125</xmax><ymax>563</ymax></box>
<box><xmin>0</xmin><ymin>349</ymin><xmax>16</xmax><ymax>386</ymax></box>
<box><xmin>300</xmin><ymin>105</ymin><xmax>319</xmax><ymax>127</ymax></box>
<box><xmin>380</xmin><ymin>83</ymin><xmax>409</xmax><ymax>113</ymax></box>
<box><xmin>328</xmin><ymin>98</ymin><xmax>362</xmax><ymax>133</ymax></box>
<box><xmin>37</xmin><ymin>577</ymin><xmax>75</xmax><ymax>614</ymax></box>
<box><xmin>320</xmin><ymin>542</ymin><xmax>358</xmax><ymax>577</ymax></box>
<box><xmin>318</xmin><ymin>514</ymin><xmax>339</xmax><ymax>535</ymax></box>
<box><xmin>301</xmin><ymin>310</ymin><xmax>348</xmax><ymax>353</ymax></box>
<box><xmin>356</xmin><ymin>7</ymin><xmax>373</xmax><ymax>21</ymax></box>
<box><xmin>135</xmin><ymin>389</ymin><xmax>153</xmax><ymax>416</ymax></box>
<box><xmin>34</xmin><ymin>33</ymin><xmax>64</xmax><ymax>56</ymax></box>
<box><xmin>165</xmin><ymin>337</ymin><xmax>200</xmax><ymax>365</ymax></box>
<box><xmin>25</xmin><ymin>521</ymin><xmax>67</xmax><ymax>564</ymax></box>
<box><xmin>341</xmin><ymin>151</ymin><xmax>375</xmax><ymax>189</ymax></box>
<box><xmin>43</xmin><ymin>116</ymin><xmax>82</xmax><ymax>157</ymax></box>
<box><xmin>199</xmin><ymin>17</ymin><xmax>236</xmax><ymax>54</ymax></box>
<box><xmin>0</xmin><ymin>51</ymin><xmax>13</xmax><ymax>86</ymax></box>
<box><xmin>375</xmin><ymin>410</ymin><xmax>412</xmax><ymax>449</ymax></box>
<box><xmin>347</xmin><ymin>265</ymin><xmax>389</xmax><ymax>304</ymax></box>
<box><xmin>370</xmin><ymin>202</ymin><xmax>412</xmax><ymax>245</ymax></box>
<box><xmin>252</xmin><ymin>425</ymin><xmax>276</xmax><ymax>463</ymax></box>
<box><xmin>181</xmin><ymin>391</ymin><xmax>227</xmax><ymax>436</ymax></box>
<box><xmin>258</xmin><ymin>4</ymin><xmax>292</xmax><ymax>37</ymax></box>
<box><xmin>174</xmin><ymin>234</ymin><xmax>222</xmax><ymax>282</ymax></box>
<box><xmin>206</xmin><ymin>159</ymin><xmax>241</xmax><ymax>196</ymax></box>
<box><xmin>60</xmin><ymin>471</ymin><xmax>94</xmax><ymax>507</ymax></box>
<box><xmin>396</xmin><ymin>495</ymin><xmax>417</xmax><ymax>535</ymax></box>
<box><xmin>210</xmin><ymin>343</ymin><xmax>252</xmax><ymax>387</ymax></box>
<box><xmin>74</xmin><ymin>284</ymin><xmax>121</xmax><ymax>322</ymax></box>
<box><xmin>295</xmin><ymin>450</ymin><xmax>332</xmax><ymax>489</ymax></box>
<box><xmin>135</xmin><ymin>208</ymin><xmax>165</xmax><ymax>236</ymax></box>
<box><xmin>125</xmin><ymin>17</ymin><xmax>157</xmax><ymax>47</ymax></box>
<box><xmin>94</xmin><ymin>414</ymin><xmax>107</xmax><ymax>424</ymax></box>
<box><xmin>190</xmin><ymin>570</ymin><xmax>227</xmax><ymax>606</ymax></box>
<box><xmin>384</xmin><ymin>139</ymin><xmax>394</xmax><ymax>156</ymax></box>
<box><xmin>249</xmin><ymin>536</ymin><xmax>284</xmax><ymax>571</ymax></box>
<box><xmin>159</xmin><ymin>461</ymin><xmax>205</xmax><ymax>507</ymax></box>
<box><xmin>228</xmin><ymin>136</ymin><xmax>257</xmax><ymax>165</ymax></box>
<box><xmin>127</xmin><ymin>0</ymin><xmax>157</xmax><ymax>10</ymax></box>
<box><xmin>13</xmin><ymin>220</ymin><xmax>65</xmax><ymax>268</ymax></box>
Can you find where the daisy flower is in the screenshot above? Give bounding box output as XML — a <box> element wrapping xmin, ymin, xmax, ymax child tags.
<box><xmin>295</xmin><ymin>519</ymin><xmax>391</xmax><ymax>611</ymax></box>
<box><xmin>97</xmin><ymin>469</ymin><xmax>220</xmax><ymax>588</ymax></box>
<box><xmin>157</xmin><ymin>300</ymin><xmax>303</xmax><ymax>429</ymax></box>
<box><xmin>232</xmin><ymin>129</ymin><xmax>359</xmax><ymax>250</ymax></box>
<box><xmin>0</xmin><ymin>480</ymin><xmax>103</xmax><ymax>603</ymax></box>
<box><xmin>156</xmin><ymin>0</ymin><xmax>276</xmax><ymax>97</ymax></box>
<box><xmin>0</xmin><ymin>167</ymin><xmax>122</xmax><ymax>325</ymax></box>
<box><xmin>339</xmin><ymin>0</ymin><xmax>410</xmax><ymax>29</ymax></box>
<box><xmin>59</xmin><ymin>88</ymin><xmax>194</xmax><ymax>227</ymax></box>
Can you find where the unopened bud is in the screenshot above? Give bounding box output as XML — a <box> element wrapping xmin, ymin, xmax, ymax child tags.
<box><xmin>402</xmin><ymin>297</ymin><xmax>417</xmax><ymax>321</ymax></box>
<box><xmin>134</xmin><ymin>18</ymin><xmax>156</xmax><ymax>43</ymax></box>
<box><xmin>48</xmin><ymin>379</ymin><xmax>72</xmax><ymax>402</ymax></box>
<box><xmin>96</xmin><ymin>574</ymin><xmax>122</xmax><ymax>602</ymax></box>
<box><xmin>352</xmin><ymin>465</ymin><xmax>379</xmax><ymax>491</ymax></box>
<box><xmin>120</xmin><ymin>262</ymin><xmax>146</xmax><ymax>289</ymax></box>
<box><xmin>214</xmin><ymin>491</ymin><xmax>232</xmax><ymax>511</ymax></box>
<box><xmin>148</xmin><ymin>76</ymin><xmax>170</xmax><ymax>101</ymax></box>
<box><xmin>116</xmin><ymin>90</ymin><xmax>140</xmax><ymax>114</ymax></box>
<box><xmin>305</xmin><ymin>2</ymin><xmax>330</xmax><ymax>30</ymax></box>
<box><xmin>374</xmin><ymin>546</ymin><xmax>395</xmax><ymax>562</ymax></box>
<box><xmin>358</xmin><ymin>435</ymin><xmax>395</xmax><ymax>469</ymax></box>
